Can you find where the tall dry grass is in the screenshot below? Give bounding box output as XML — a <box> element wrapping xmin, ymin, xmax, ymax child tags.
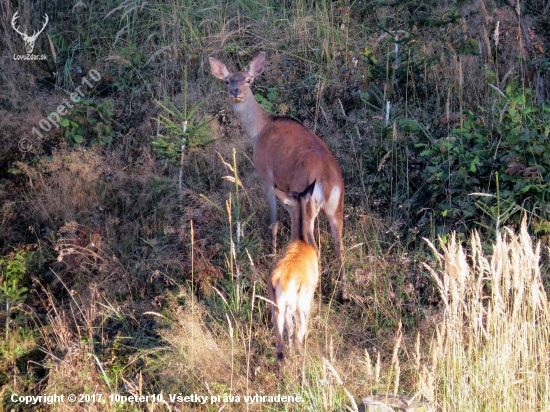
<box><xmin>144</xmin><ymin>217</ymin><xmax>550</xmax><ymax>411</ymax></box>
<box><xmin>2</xmin><ymin>1</ymin><xmax>549</xmax><ymax>410</ymax></box>
<box><xmin>421</xmin><ymin>218</ymin><xmax>550</xmax><ymax>411</ymax></box>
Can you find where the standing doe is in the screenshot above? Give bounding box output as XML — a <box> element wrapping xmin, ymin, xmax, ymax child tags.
<box><xmin>209</xmin><ymin>52</ymin><xmax>347</xmax><ymax>299</ymax></box>
<box><xmin>267</xmin><ymin>180</ymin><xmax>319</xmax><ymax>361</ymax></box>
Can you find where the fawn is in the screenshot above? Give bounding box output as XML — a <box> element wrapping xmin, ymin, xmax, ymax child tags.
<box><xmin>267</xmin><ymin>180</ymin><xmax>319</xmax><ymax>360</ymax></box>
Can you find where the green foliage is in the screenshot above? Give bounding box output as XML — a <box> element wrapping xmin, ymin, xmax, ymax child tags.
<box><xmin>60</xmin><ymin>98</ymin><xmax>116</xmax><ymax>145</ymax></box>
<box><xmin>416</xmin><ymin>80</ymin><xmax>550</xmax><ymax>234</ymax></box>
<box><xmin>107</xmin><ymin>44</ymin><xmax>149</xmax><ymax>93</ymax></box>
<box><xmin>0</xmin><ymin>251</ymin><xmax>38</xmax><ymax>394</ymax></box>
<box><xmin>200</xmin><ymin>149</ymin><xmax>261</xmax><ymax>313</ymax></box>
<box><xmin>3</xmin><ymin>0</ymin><xmax>550</xmax><ymax>406</ymax></box>
<box><xmin>147</xmin><ymin>176</ymin><xmax>176</xmax><ymax>197</ymax></box>
<box><xmin>152</xmin><ymin>66</ymin><xmax>214</xmax><ymax>167</ymax></box>
<box><xmin>151</xmin><ymin>98</ymin><xmax>214</xmax><ymax>166</ymax></box>
<box><xmin>0</xmin><ymin>250</ymin><xmax>32</xmax><ymax>340</ymax></box>
<box><xmin>254</xmin><ymin>87</ymin><xmax>278</xmax><ymax>113</ymax></box>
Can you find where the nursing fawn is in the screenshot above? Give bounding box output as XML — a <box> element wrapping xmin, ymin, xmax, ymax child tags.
<box><xmin>209</xmin><ymin>52</ymin><xmax>347</xmax><ymax>300</ymax></box>
<box><xmin>267</xmin><ymin>180</ymin><xmax>319</xmax><ymax>361</ymax></box>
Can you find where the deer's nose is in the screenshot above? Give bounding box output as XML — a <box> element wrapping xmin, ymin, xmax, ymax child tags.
<box><xmin>230</xmin><ymin>88</ymin><xmax>241</xmax><ymax>96</ymax></box>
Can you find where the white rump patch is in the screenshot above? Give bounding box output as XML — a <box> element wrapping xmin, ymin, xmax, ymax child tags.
<box><xmin>312</xmin><ymin>181</ymin><xmax>324</xmax><ymax>215</ymax></box>
<box><xmin>323</xmin><ymin>185</ymin><xmax>341</xmax><ymax>215</ymax></box>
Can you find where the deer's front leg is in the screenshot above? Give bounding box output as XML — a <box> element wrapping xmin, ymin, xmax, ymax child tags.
<box><xmin>263</xmin><ymin>181</ymin><xmax>278</xmax><ymax>256</ymax></box>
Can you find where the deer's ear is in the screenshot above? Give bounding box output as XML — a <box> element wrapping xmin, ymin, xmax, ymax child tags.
<box><xmin>209</xmin><ymin>57</ymin><xmax>230</xmax><ymax>80</ymax></box>
<box><xmin>301</xmin><ymin>179</ymin><xmax>316</xmax><ymax>201</ymax></box>
<box><xmin>274</xmin><ymin>188</ymin><xmax>296</xmax><ymax>207</ymax></box>
<box><xmin>248</xmin><ymin>52</ymin><xmax>266</xmax><ymax>78</ymax></box>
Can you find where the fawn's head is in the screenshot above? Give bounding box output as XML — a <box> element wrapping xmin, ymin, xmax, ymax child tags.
<box><xmin>209</xmin><ymin>52</ymin><xmax>266</xmax><ymax>103</ymax></box>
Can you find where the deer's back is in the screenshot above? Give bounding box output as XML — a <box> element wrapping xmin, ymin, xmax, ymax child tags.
<box><xmin>269</xmin><ymin>240</ymin><xmax>318</xmax><ymax>295</ymax></box>
<box><xmin>253</xmin><ymin>117</ymin><xmax>343</xmax><ymax>196</ymax></box>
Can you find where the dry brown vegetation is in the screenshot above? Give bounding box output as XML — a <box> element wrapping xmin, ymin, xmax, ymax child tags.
<box><xmin>0</xmin><ymin>0</ymin><xmax>549</xmax><ymax>411</ymax></box>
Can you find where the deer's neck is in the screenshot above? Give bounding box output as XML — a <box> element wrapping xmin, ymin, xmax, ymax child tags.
<box><xmin>233</xmin><ymin>95</ymin><xmax>271</xmax><ymax>149</ymax></box>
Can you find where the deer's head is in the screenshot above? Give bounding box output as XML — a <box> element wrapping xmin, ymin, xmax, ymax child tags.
<box><xmin>209</xmin><ymin>52</ymin><xmax>266</xmax><ymax>103</ymax></box>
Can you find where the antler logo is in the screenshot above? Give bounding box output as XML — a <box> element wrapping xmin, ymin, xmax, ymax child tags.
<box><xmin>11</xmin><ymin>11</ymin><xmax>49</xmax><ymax>54</ymax></box>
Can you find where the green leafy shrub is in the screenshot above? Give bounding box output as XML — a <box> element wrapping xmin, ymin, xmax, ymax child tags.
<box><xmin>254</xmin><ymin>87</ymin><xmax>278</xmax><ymax>113</ymax></box>
<box><xmin>415</xmin><ymin>80</ymin><xmax>550</xmax><ymax>235</ymax></box>
<box><xmin>0</xmin><ymin>250</ymin><xmax>32</xmax><ymax>340</ymax></box>
<box><xmin>60</xmin><ymin>97</ymin><xmax>116</xmax><ymax>145</ymax></box>
<box><xmin>0</xmin><ymin>250</ymin><xmax>36</xmax><ymax>385</ymax></box>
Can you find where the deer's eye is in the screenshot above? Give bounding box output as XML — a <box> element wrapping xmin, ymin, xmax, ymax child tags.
<box><xmin>225</xmin><ymin>79</ymin><xmax>229</xmax><ymax>84</ymax></box>
<box><xmin>246</xmin><ymin>79</ymin><xmax>251</xmax><ymax>84</ymax></box>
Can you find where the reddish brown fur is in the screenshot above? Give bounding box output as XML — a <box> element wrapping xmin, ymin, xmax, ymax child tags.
<box><xmin>254</xmin><ymin>118</ymin><xmax>343</xmax><ymax>197</ymax></box>
<box><xmin>269</xmin><ymin>241</ymin><xmax>318</xmax><ymax>293</ymax></box>
<box><xmin>209</xmin><ymin>52</ymin><xmax>347</xmax><ymax>300</ymax></box>
<box><xmin>268</xmin><ymin>240</ymin><xmax>318</xmax><ymax>361</ymax></box>
<box><xmin>267</xmin><ymin>182</ymin><xmax>319</xmax><ymax>361</ymax></box>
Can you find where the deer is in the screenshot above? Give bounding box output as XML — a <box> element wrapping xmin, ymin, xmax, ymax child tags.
<box><xmin>209</xmin><ymin>52</ymin><xmax>347</xmax><ymax>300</ymax></box>
<box><xmin>267</xmin><ymin>180</ymin><xmax>319</xmax><ymax>361</ymax></box>
<box><xmin>11</xmin><ymin>11</ymin><xmax>49</xmax><ymax>54</ymax></box>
